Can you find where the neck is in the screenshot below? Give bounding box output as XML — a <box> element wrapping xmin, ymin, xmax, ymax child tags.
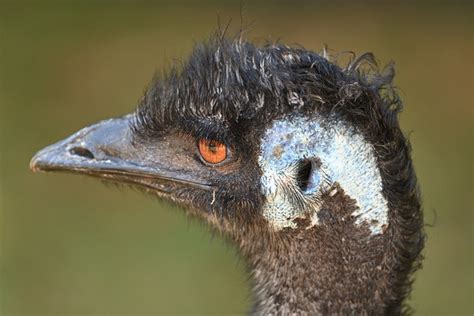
<box><xmin>230</xmin><ymin>191</ymin><xmax>406</xmax><ymax>315</ymax></box>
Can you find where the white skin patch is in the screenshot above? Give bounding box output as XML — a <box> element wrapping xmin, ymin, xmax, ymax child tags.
<box><xmin>258</xmin><ymin>115</ymin><xmax>388</xmax><ymax>235</ymax></box>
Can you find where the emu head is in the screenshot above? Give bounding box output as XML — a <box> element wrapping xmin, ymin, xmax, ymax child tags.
<box><xmin>31</xmin><ymin>35</ymin><xmax>424</xmax><ymax>314</ymax></box>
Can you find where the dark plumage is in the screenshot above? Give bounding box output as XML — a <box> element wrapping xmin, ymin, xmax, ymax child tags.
<box><xmin>31</xmin><ymin>33</ymin><xmax>424</xmax><ymax>315</ymax></box>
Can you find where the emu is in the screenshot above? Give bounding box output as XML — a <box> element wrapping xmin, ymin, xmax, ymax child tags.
<box><xmin>30</xmin><ymin>35</ymin><xmax>424</xmax><ymax>315</ymax></box>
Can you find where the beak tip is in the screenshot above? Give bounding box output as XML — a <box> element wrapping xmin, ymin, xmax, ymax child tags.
<box><xmin>29</xmin><ymin>151</ymin><xmax>46</xmax><ymax>173</ymax></box>
<box><xmin>30</xmin><ymin>144</ymin><xmax>59</xmax><ymax>173</ymax></box>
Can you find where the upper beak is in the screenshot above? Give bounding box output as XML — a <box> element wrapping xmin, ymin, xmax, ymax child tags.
<box><xmin>30</xmin><ymin>114</ymin><xmax>212</xmax><ymax>192</ymax></box>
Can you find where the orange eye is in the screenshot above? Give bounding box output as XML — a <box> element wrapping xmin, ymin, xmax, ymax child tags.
<box><xmin>198</xmin><ymin>138</ymin><xmax>227</xmax><ymax>164</ymax></box>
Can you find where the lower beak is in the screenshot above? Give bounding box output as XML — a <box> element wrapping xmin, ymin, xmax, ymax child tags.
<box><xmin>30</xmin><ymin>114</ymin><xmax>212</xmax><ymax>192</ymax></box>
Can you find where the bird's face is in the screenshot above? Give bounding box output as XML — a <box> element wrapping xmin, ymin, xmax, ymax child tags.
<box><xmin>30</xmin><ymin>111</ymin><xmax>388</xmax><ymax>239</ymax></box>
<box><xmin>30</xmin><ymin>38</ymin><xmax>395</xmax><ymax>239</ymax></box>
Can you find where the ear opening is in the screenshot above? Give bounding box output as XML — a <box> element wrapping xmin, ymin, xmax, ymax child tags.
<box><xmin>296</xmin><ymin>158</ymin><xmax>323</xmax><ymax>194</ymax></box>
<box><xmin>296</xmin><ymin>159</ymin><xmax>313</xmax><ymax>192</ymax></box>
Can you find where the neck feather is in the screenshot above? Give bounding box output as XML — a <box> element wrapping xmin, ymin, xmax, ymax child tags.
<box><xmin>230</xmin><ymin>190</ymin><xmax>407</xmax><ymax>315</ymax></box>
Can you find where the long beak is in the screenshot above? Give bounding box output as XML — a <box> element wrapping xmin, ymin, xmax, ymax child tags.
<box><xmin>30</xmin><ymin>115</ymin><xmax>212</xmax><ymax>192</ymax></box>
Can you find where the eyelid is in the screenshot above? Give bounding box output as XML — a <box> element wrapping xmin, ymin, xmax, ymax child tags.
<box><xmin>180</xmin><ymin>119</ymin><xmax>231</xmax><ymax>145</ymax></box>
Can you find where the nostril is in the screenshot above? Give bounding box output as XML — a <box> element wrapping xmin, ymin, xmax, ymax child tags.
<box><xmin>69</xmin><ymin>147</ymin><xmax>95</xmax><ymax>159</ymax></box>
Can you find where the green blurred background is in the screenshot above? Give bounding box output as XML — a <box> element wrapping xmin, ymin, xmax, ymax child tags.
<box><xmin>0</xmin><ymin>1</ymin><xmax>472</xmax><ymax>315</ymax></box>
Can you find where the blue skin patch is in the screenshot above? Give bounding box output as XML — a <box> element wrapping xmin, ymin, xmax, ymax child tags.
<box><xmin>258</xmin><ymin>115</ymin><xmax>388</xmax><ymax>235</ymax></box>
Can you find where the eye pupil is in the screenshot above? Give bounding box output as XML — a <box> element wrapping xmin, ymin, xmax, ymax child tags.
<box><xmin>208</xmin><ymin>142</ymin><xmax>217</xmax><ymax>152</ymax></box>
